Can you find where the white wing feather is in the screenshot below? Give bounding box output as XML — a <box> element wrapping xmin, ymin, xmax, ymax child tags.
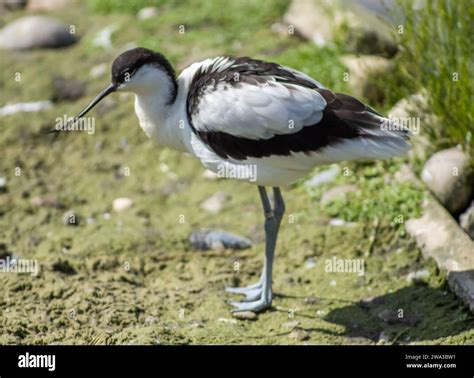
<box><xmin>191</xmin><ymin>74</ymin><xmax>327</xmax><ymax>140</ymax></box>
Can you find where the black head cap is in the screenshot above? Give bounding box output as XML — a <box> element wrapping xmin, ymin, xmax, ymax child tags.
<box><xmin>111</xmin><ymin>47</ymin><xmax>177</xmax><ymax>87</ymax></box>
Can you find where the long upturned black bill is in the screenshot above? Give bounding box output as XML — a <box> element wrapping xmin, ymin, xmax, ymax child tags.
<box><xmin>48</xmin><ymin>83</ymin><xmax>116</xmax><ymax>134</ymax></box>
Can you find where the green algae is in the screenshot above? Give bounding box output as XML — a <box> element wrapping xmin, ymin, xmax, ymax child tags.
<box><xmin>0</xmin><ymin>1</ymin><xmax>473</xmax><ymax>345</ymax></box>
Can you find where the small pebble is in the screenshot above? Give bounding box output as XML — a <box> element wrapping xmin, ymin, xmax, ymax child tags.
<box><xmin>113</xmin><ymin>197</ymin><xmax>133</xmax><ymax>212</ymax></box>
<box><xmin>288</xmin><ymin>328</ymin><xmax>310</xmax><ymax>341</ymax></box>
<box><xmin>218</xmin><ymin>317</ymin><xmax>237</xmax><ymax>324</ymax></box>
<box><xmin>303</xmin><ymin>296</ymin><xmax>321</xmax><ymax>305</ymax></box>
<box><xmin>232</xmin><ymin>311</ymin><xmax>258</xmax><ymax>320</ymax></box>
<box><xmin>0</xmin><ymin>176</ymin><xmax>6</xmax><ymax>191</ymax></box>
<box><xmin>305</xmin><ymin>257</ymin><xmax>316</xmax><ymax>269</ymax></box>
<box><xmin>377</xmin><ymin>331</ymin><xmax>391</xmax><ymax>345</ymax></box>
<box><xmin>406</xmin><ymin>269</ymin><xmax>430</xmax><ymax>284</ymax></box>
<box><xmin>189</xmin><ymin>229</ymin><xmax>251</xmax><ymax>251</ymax></box>
<box><xmin>329</xmin><ymin>218</ymin><xmax>346</xmax><ymax>226</ymax></box>
<box><xmin>304</xmin><ymin>165</ymin><xmax>340</xmax><ymax>187</ymax></box>
<box><xmin>137</xmin><ymin>6</ymin><xmax>159</xmax><ymax>20</ymax></box>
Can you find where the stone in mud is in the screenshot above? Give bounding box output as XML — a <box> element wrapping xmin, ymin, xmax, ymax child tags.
<box><xmin>113</xmin><ymin>197</ymin><xmax>134</xmax><ymax>212</ymax></box>
<box><xmin>304</xmin><ymin>165</ymin><xmax>340</xmax><ymax>187</ymax></box>
<box><xmin>0</xmin><ymin>16</ymin><xmax>77</xmax><ymax>50</ymax></box>
<box><xmin>137</xmin><ymin>6</ymin><xmax>159</xmax><ymax>20</ymax></box>
<box><xmin>232</xmin><ymin>311</ymin><xmax>258</xmax><ymax>320</ymax></box>
<box><xmin>421</xmin><ymin>147</ymin><xmax>472</xmax><ymax>215</ymax></box>
<box><xmin>406</xmin><ymin>269</ymin><xmax>430</xmax><ymax>284</ymax></box>
<box><xmin>189</xmin><ymin>229</ymin><xmax>251</xmax><ymax>251</ymax></box>
<box><xmin>288</xmin><ymin>328</ymin><xmax>310</xmax><ymax>341</ymax></box>
<box><xmin>341</xmin><ymin>55</ymin><xmax>394</xmax><ymax>103</ymax></box>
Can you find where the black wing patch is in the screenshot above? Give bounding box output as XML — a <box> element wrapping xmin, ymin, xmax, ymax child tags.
<box><xmin>186</xmin><ymin>57</ymin><xmax>397</xmax><ymax>160</ymax></box>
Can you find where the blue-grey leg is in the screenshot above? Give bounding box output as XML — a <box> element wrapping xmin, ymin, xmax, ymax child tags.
<box><xmin>226</xmin><ymin>186</ymin><xmax>285</xmax><ymax>312</ymax></box>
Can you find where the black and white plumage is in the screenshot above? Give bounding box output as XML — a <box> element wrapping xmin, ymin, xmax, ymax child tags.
<box><xmin>58</xmin><ymin>48</ymin><xmax>410</xmax><ymax>313</ymax></box>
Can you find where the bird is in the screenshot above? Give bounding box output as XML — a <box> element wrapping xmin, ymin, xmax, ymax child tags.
<box><xmin>51</xmin><ymin>47</ymin><xmax>410</xmax><ymax>313</ymax></box>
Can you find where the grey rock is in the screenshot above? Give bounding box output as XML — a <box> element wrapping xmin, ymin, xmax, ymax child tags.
<box><xmin>320</xmin><ymin>184</ymin><xmax>358</xmax><ymax>206</ymax></box>
<box><xmin>137</xmin><ymin>6</ymin><xmax>159</xmax><ymax>20</ymax></box>
<box><xmin>406</xmin><ymin>196</ymin><xmax>474</xmax><ymax>312</ymax></box>
<box><xmin>460</xmin><ymin>202</ymin><xmax>474</xmax><ymax>239</ymax></box>
<box><xmin>421</xmin><ymin>147</ymin><xmax>472</xmax><ymax>214</ymax></box>
<box><xmin>284</xmin><ymin>0</ymin><xmax>397</xmax><ymax>56</ymax></box>
<box><xmin>189</xmin><ymin>229</ymin><xmax>252</xmax><ymax>251</ymax></box>
<box><xmin>341</xmin><ymin>55</ymin><xmax>394</xmax><ymax>103</ymax></box>
<box><xmin>0</xmin><ymin>16</ymin><xmax>77</xmax><ymax>50</ymax></box>
<box><xmin>0</xmin><ymin>177</ymin><xmax>6</xmax><ymax>192</ymax></box>
<box><xmin>304</xmin><ymin>165</ymin><xmax>340</xmax><ymax>187</ymax></box>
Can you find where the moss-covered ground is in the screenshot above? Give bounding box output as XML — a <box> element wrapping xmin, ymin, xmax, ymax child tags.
<box><xmin>0</xmin><ymin>0</ymin><xmax>472</xmax><ymax>344</ymax></box>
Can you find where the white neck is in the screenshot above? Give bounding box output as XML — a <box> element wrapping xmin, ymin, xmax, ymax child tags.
<box><xmin>128</xmin><ymin>65</ymin><xmax>188</xmax><ymax>152</ymax></box>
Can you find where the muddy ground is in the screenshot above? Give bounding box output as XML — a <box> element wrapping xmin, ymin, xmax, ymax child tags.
<box><xmin>0</xmin><ymin>1</ymin><xmax>473</xmax><ymax>345</ymax></box>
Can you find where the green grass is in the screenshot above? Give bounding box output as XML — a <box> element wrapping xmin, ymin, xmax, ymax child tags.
<box><xmin>396</xmin><ymin>0</ymin><xmax>473</xmax><ymax>152</ymax></box>
<box><xmin>87</xmin><ymin>0</ymin><xmax>174</xmax><ymax>14</ymax></box>
<box><xmin>306</xmin><ymin>160</ymin><xmax>425</xmax><ymax>236</ymax></box>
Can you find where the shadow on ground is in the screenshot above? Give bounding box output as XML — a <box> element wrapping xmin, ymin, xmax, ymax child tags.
<box><xmin>322</xmin><ymin>282</ymin><xmax>474</xmax><ymax>344</ymax></box>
